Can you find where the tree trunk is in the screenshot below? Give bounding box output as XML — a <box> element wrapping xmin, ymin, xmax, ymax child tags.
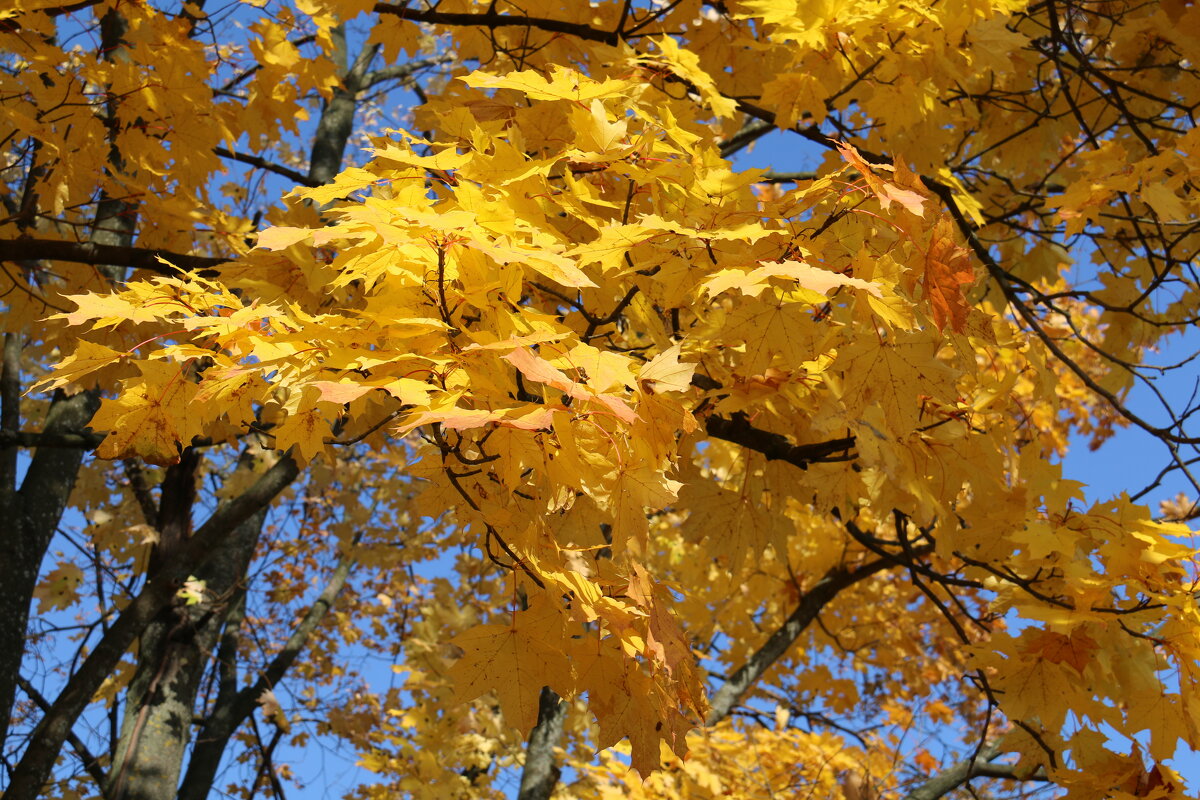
<box><xmin>516</xmin><ymin>688</ymin><xmax>568</xmax><ymax>800</ymax></box>
<box><xmin>106</xmin><ymin>505</ymin><xmax>266</xmax><ymax>800</ymax></box>
<box><xmin>0</xmin><ymin>390</ymin><xmax>100</xmax><ymax>749</ymax></box>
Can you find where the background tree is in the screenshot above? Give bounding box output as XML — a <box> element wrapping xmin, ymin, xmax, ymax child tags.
<box><xmin>2</xmin><ymin>2</ymin><xmax>1199</xmax><ymax>800</ymax></box>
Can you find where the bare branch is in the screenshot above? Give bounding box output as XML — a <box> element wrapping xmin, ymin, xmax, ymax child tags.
<box><xmin>15</xmin><ymin>675</ymin><xmax>109</xmax><ymax>793</ymax></box>
<box><xmin>178</xmin><ymin>537</ymin><xmax>356</xmax><ymax>800</ymax></box>
<box><xmin>704</xmin><ymin>412</ymin><xmax>855</xmax><ymax>470</ymax></box>
<box><xmin>214</xmin><ymin>148</ymin><xmax>317</xmax><ymax>188</ymax></box>
<box><xmin>373</xmin><ymin>4</ymin><xmax>620</xmax><ymax>45</ymax></box>
<box><xmin>0</xmin><ymin>429</ymin><xmax>105</xmax><ymax>449</ymax></box>
<box><xmin>362</xmin><ymin>54</ymin><xmax>453</xmax><ymax>90</ymax></box>
<box><xmin>902</xmin><ymin>743</ymin><xmax>1048</xmax><ymax>800</ymax></box>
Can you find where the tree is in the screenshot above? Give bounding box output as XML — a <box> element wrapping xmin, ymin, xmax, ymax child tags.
<box><xmin>2</xmin><ymin>1</ymin><xmax>1199</xmax><ymax>799</ymax></box>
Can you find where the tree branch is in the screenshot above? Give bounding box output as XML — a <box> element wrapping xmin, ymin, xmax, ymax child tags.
<box><xmin>0</xmin><ymin>334</ymin><xmax>20</xmax><ymax>503</ymax></box>
<box><xmin>901</xmin><ymin>743</ymin><xmax>1034</xmax><ymax>800</ymax></box>
<box><xmin>758</xmin><ymin>171</ymin><xmax>820</xmax><ymax>183</ymax></box>
<box><xmin>516</xmin><ymin>687</ymin><xmax>568</xmax><ymax>800</ymax></box>
<box><xmin>0</xmin><ymin>429</ymin><xmax>105</xmax><ymax>449</ymax></box>
<box><xmin>718</xmin><ymin>118</ymin><xmax>774</xmax><ymax>158</ymax></box>
<box><xmin>373</xmin><ymin>5</ymin><xmax>620</xmax><ymax>45</ymax></box>
<box><xmin>177</xmin><ymin>537</ymin><xmax>356</xmax><ymax>800</ymax></box>
<box><xmin>307</xmin><ymin>28</ymin><xmax>368</xmax><ymax>188</ymax></box>
<box><xmin>213</xmin><ymin>148</ymin><xmax>316</xmax><ymax>188</ymax></box>
<box><xmin>3</xmin><ymin>452</ymin><xmax>299</xmax><ymax>800</ymax></box>
<box><xmin>362</xmin><ymin>55</ymin><xmax>452</xmax><ymax>90</ymax></box>
<box><xmin>0</xmin><ymin>389</ymin><xmax>99</xmax><ymax>749</ymax></box>
<box><xmin>15</xmin><ymin>675</ymin><xmax>109</xmax><ymax>793</ymax></box>
<box><xmin>0</xmin><ymin>238</ymin><xmax>227</xmax><ymax>274</ymax></box>
<box><xmin>704</xmin><ymin>412</ymin><xmax>855</xmax><ymax>470</ymax></box>
<box><xmin>705</xmin><ymin>556</ymin><xmax>896</xmax><ymax>724</ymax></box>
<box><xmin>923</xmin><ymin>180</ymin><xmax>1200</xmax><ymax>447</ymax></box>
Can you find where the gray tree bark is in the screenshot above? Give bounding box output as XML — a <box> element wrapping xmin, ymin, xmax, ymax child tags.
<box><xmin>104</xmin><ymin>506</ymin><xmax>266</xmax><ymax>800</ymax></box>
<box><xmin>2</xmin><ymin>452</ymin><xmax>299</xmax><ymax>800</ymax></box>
<box><xmin>307</xmin><ymin>26</ymin><xmax>377</xmax><ymax>186</ymax></box>
<box><xmin>0</xmin><ymin>388</ymin><xmax>100</xmax><ymax>751</ymax></box>
<box><xmin>516</xmin><ymin>688</ymin><xmax>568</xmax><ymax>800</ymax></box>
<box><xmin>102</xmin><ymin>449</ymin><xmax>271</xmax><ymax>800</ymax></box>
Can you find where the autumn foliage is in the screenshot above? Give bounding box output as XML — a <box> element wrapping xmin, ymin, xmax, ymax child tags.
<box><xmin>2</xmin><ymin>1</ymin><xmax>1200</xmax><ymax>799</ymax></box>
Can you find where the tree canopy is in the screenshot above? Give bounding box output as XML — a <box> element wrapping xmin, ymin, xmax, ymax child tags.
<box><xmin>2</xmin><ymin>1</ymin><xmax>1200</xmax><ymax>799</ymax></box>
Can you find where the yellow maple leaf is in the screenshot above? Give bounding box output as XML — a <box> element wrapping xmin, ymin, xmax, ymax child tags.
<box><xmin>33</xmin><ymin>562</ymin><xmax>83</xmax><ymax>612</ymax></box>
<box><xmin>256</xmin><ymin>226</ymin><xmax>312</xmax><ymax>251</ymax></box>
<box><xmin>460</xmin><ymin>67</ymin><xmax>634</xmax><ymax>103</ymax></box>
<box><xmin>36</xmin><ymin>341</ymin><xmax>128</xmax><ymax>393</ymax></box>
<box><xmin>638</xmin><ymin>343</ymin><xmax>695</xmax><ymax>395</ymax></box>
<box><xmin>505</xmin><ymin>346</ymin><xmax>636</xmax><ymax>423</ymax></box>
<box><xmin>448</xmin><ymin>596</ymin><xmax>573</xmax><ymax>735</ymax></box>
<box><xmin>89</xmin><ymin>361</ymin><xmax>201</xmax><ymax>466</ymax></box>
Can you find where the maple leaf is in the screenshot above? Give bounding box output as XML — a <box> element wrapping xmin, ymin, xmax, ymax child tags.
<box><xmin>309</xmin><ymin>380</ymin><xmax>374</xmax><ymax>404</ymax></box>
<box><xmin>570</xmin><ymin>99</ymin><xmax>629</xmax><ymax>154</ymax></box>
<box><xmin>638</xmin><ymin>343</ymin><xmax>695</xmax><ymax>394</ymax></box>
<box><xmin>989</xmin><ymin>653</ymin><xmax>1077</xmax><ymax>731</ymax></box>
<box><xmin>649</xmin><ymin>36</ymin><xmax>738</xmax><ymax>118</ymax></box>
<box><xmin>923</xmin><ymin>217</ymin><xmax>976</xmax><ymax>333</ymax></box>
<box><xmin>33</xmin><ymin>563</ymin><xmax>83</xmax><ymax>612</ymax></box>
<box><xmin>721</xmin><ymin>291</ymin><xmax>828</xmax><ymax>376</ymax></box>
<box><xmin>463</xmin><ymin>237</ymin><xmax>596</xmax><ymax>288</ymax></box>
<box><xmin>703</xmin><ymin>261</ymin><xmax>882</xmax><ymax>302</ymax></box>
<box><xmin>193</xmin><ymin>366</ymin><xmax>262</xmax><ymax>426</ymax></box>
<box><xmin>370</xmin><ymin>144</ymin><xmax>472</xmax><ymax>171</ymax></box>
<box><xmin>682</xmin><ymin>478</ymin><xmax>782</xmax><ymax>577</ymax></box>
<box><xmin>256</xmin><ymin>226</ymin><xmax>312</xmax><ymax>251</ymax></box>
<box><xmin>35</xmin><ymin>341</ymin><xmax>127</xmax><ymax>393</ymax></box>
<box><xmin>460</xmin><ymin>66</ymin><xmax>634</xmax><ymax>103</ymax></box>
<box><xmin>1026</xmin><ymin>628</ymin><xmax>1097</xmax><ymax>674</ymax></box>
<box><xmin>504</xmin><ymin>346</ymin><xmax>636</xmax><ymax>423</ymax></box>
<box><xmin>53</xmin><ymin>281</ymin><xmax>192</xmax><ymax>329</ymax></box>
<box><xmin>836</xmin><ymin>143</ymin><xmax>927</xmax><ymax>216</ymax></box>
<box><xmin>832</xmin><ymin>331</ymin><xmax>956</xmax><ymax>435</ymax></box>
<box><xmin>605</xmin><ymin>458</ymin><xmax>681</xmax><ymax>554</ymax></box>
<box><xmin>448</xmin><ymin>597</ymin><xmax>573</xmax><ymax>735</ymax></box>
<box><xmin>575</xmin><ymin>638</ymin><xmax>693</xmax><ymax>776</ymax></box>
<box><xmin>89</xmin><ymin>361</ymin><xmax>201</xmax><ymax>466</ymax></box>
<box><xmin>272</xmin><ymin>403</ymin><xmax>330</xmax><ymax>465</ymax></box>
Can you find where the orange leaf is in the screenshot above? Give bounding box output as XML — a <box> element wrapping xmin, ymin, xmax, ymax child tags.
<box><xmin>914</xmin><ymin>749</ymin><xmax>940</xmax><ymax>775</ymax></box>
<box><xmin>923</xmin><ymin>217</ymin><xmax>975</xmax><ymax>333</ymax></box>
<box><xmin>1027</xmin><ymin>628</ymin><xmax>1098</xmax><ymax>674</ymax></box>
<box><xmin>837</xmin><ymin>143</ymin><xmax>926</xmax><ymax>216</ymax></box>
